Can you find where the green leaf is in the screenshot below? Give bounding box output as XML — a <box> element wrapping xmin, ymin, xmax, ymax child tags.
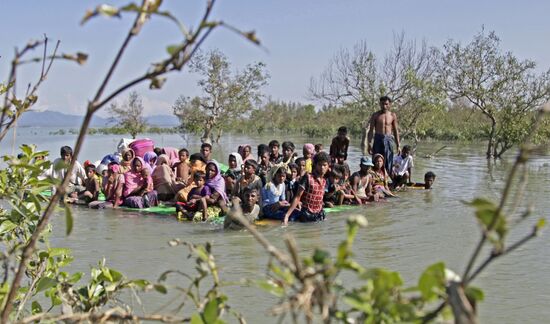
<box><xmin>154</xmin><ymin>284</ymin><xmax>167</xmax><ymax>294</ymax></box>
<box><xmin>465</xmin><ymin>286</ymin><xmax>484</xmax><ymax>302</ymax></box>
<box><xmin>65</xmin><ymin>205</ymin><xmax>73</xmax><ymax>236</ymax></box>
<box><xmin>536</xmin><ymin>218</ymin><xmax>546</xmax><ymax>232</ymax></box>
<box><xmin>166</xmin><ymin>44</ymin><xmax>182</xmax><ymax>56</ymax></box>
<box><xmin>36</xmin><ymin>277</ymin><xmax>57</xmax><ymax>293</ymax></box>
<box><xmin>31</xmin><ymin>301</ymin><xmax>42</xmax><ymax>314</ymax></box>
<box><xmin>203</xmin><ymin>299</ymin><xmax>219</xmax><ymax>323</ymax></box>
<box><xmin>68</xmin><ymin>272</ymin><xmax>83</xmax><ymax>284</ymax></box>
<box><xmin>256</xmin><ymin>280</ymin><xmax>284</xmax><ymax>297</ymax></box>
<box><xmin>190</xmin><ymin>314</ymin><xmax>204</xmax><ymax>324</ymax></box>
<box><xmin>312</xmin><ymin>249</ymin><xmax>330</xmax><ymax>264</ymax></box>
<box><xmin>418</xmin><ymin>262</ymin><xmax>446</xmax><ymax>301</ymax></box>
<box><xmin>49</xmin><ymin>247</ymin><xmax>70</xmax><ymax>257</ymax></box>
<box><xmin>343</xmin><ymin>292</ymin><xmax>372</xmax><ymax>313</ymax></box>
<box><xmin>0</xmin><ymin>220</ymin><xmax>17</xmax><ymax>234</ymax></box>
<box><xmin>131</xmin><ymin>279</ymin><xmax>150</xmax><ymax>289</ymax></box>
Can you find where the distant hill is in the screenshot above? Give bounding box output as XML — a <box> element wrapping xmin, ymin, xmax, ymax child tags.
<box><xmin>17</xmin><ymin>111</ymin><xmax>180</xmax><ymax>127</ymax></box>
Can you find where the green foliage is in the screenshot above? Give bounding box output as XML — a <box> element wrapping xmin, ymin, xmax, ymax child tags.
<box><xmin>465</xmin><ymin>198</ymin><xmax>508</xmax><ymax>252</ymax></box>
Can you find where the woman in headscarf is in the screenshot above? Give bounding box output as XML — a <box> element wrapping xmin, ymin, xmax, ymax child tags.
<box><xmin>261</xmin><ymin>164</ymin><xmax>290</xmax><ymax>220</ymax></box>
<box><xmin>122</xmin><ymin>157</ymin><xmax>158</xmax><ymax>208</ymax></box>
<box><xmin>152</xmin><ymin>154</ymin><xmax>184</xmax><ymax>201</ymax></box>
<box><xmin>176</xmin><ymin>153</ymin><xmax>207</xmax><ymax>202</ymax></box>
<box><xmin>89</xmin><ymin>162</ymin><xmax>124</xmax><ymax>209</ymax></box>
<box><xmin>238</xmin><ymin>144</ymin><xmax>255</xmax><ymax>162</ymax></box>
<box><xmin>143</xmin><ymin>151</ymin><xmax>157</xmax><ymax>174</ymax></box>
<box><xmin>204</xmin><ymin>161</ymin><xmax>228</xmax><ymax>214</ymax></box>
<box><xmin>120</xmin><ymin>148</ymin><xmax>135</xmax><ymax>174</ymax></box>
<box><xmin>226</xmin><ymin>152</ymin><xmax>243</xmax><ymax>178</ymax></box>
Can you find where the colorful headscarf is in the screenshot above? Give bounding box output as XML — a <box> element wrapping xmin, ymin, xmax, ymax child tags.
<box><xmin>123</xmin><ymin>157</ymin><xmax>151</xmax><ymax>197</ymax></box>
<box><xmin>143</xmin><ymin>151</ymin><xmax>157</xmax><ymax>173</ymax></box>
<box><xmin>162</xmin><ymin>147</ymin><xmax>180</xmax><ymax>167</ymax></box>
<box><xmin>205</xmin><ymin>161</ymin><xmax>228</xmax><ymax>203</ymax></box>
<box><xmin>303</xmin><ymin>143</ymin><xmax>315</xmax><ymax>156</ymax></box>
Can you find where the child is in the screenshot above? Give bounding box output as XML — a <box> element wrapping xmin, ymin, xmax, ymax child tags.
<box><xmin>90</xmin><ymin>162</ymin><xmax>124</xmax><ymax>209</ymax></box>
<box><xmin>257</xmin><ymin>149</ymin><xmax>270</xmax><ymax>186</ymax></box>
<box><xmin>152</xmin><ymin>154</ymin><xmax>185</xmax><ymax>201</ymax></box>
<box><xmin>204</xmin><ymin>161</ymin><xmax>229</xmax><ymax>215</ymax></box>
<box><xmin>175</xmin><ymin>148</ymin><xmax>190</xmax><ymax>185</ymax></box>
<box><xmin>143</xmin><ymin>151</ymin><xmax>157</xmax><ymax>174</ymax></box>
<box><xmin>408</xmin><ymin>171</ymin><xmax>436</xmax><ymax>189</ymax></box>
<box><xmin>323</xmin><ymin>169</ymin><xmax>343</xmax><ymax>208</ymax></box>
<box><xmin>233</xmin><ymin>159</ymin><xmax>263</xmax><ymax>202</ymax></box>
<box><xmin>350</xmin><ymin>156</ymin><xmax>376</xmax><ymax>202</ymax></box>
<box><xmin>261</xmin><ymin>166</ymin><xmax>290</xmax><ymax>220</ymax></box>
<box><xmin>120</xmin><ymin>148</ymin><xmax>135</xmax><ymax>173</ymax></box>
<box><xmin>369</xmin><ymin>154</ymin><xmax>396</xmax><ymax>198</ymax></box>
<box><xmin>314</xmin><ymin>143</ymin><xmax>323</xmax><ymax>154</ymax></box>
<box><xmin>281</xmin><ymin>141</ymin><xmax>295</xmax><ymax>167</ymax></box>
<box><xmin>283</xmin><ymin>152</ymin><xmax>330</xmax><ymax>225</ymax></box>
<box><xmin>303</xmin><ymin>143</ymin><xmax>315</xmax><ymax>173</ymax></box>
<box><xmin>285</xmin><ymin>163</ymin><xmax>299</xmax><ymax>204</ymax></box>
<box><xmin>73</xmin><ymin>164</ymin><xmax>100</xmax><ymax>204</ymax></box>
<box><xmin>224</xmin><ymin>187</ymin><xmax>260</xmax><ymax>230</ymax></box>
<box><xmin>176</xmin><ymin>171</ymin><xmax>211</xmax><ymax>221</ymax></box>
<box><xmin>224</xmin><ymin>170</ymin><xmax>237</xmax><ymax>199</ymax></box>
<box><xmin>392</xmin><ymin>145</ymin><xmax>414</xmax><ymax>189</ymax></box>
<box><xmin>334</xmin><ymin>151</ymin><xmax>351</xmax><ymax>179</ymax></box>
<box><xmin>295</xmin><ymin>157</ymin><xmax>307</xmax><ymax>177</ymax></box>
<box><xmin>238</xmin><ymin>144</ymin><xmax>255</xmax><ymax>162</ymax></box>
<box><xmin>176</xmin><ymin>153</ymin><xmax>207</xmax><ymax>203</ymax></box>
<box><xmin>330</xmin><ymin>126</ymin><xmax>350</xmax><ymax>161</ymax></box>
<box><xmin>333</xmin><ymin>164</ymin><xmax>361</xmax><ymax>205</ymax></box>
<box><xmin>269</xmin><ymin>140</ymin><xmax>282</xmax><ymax>164</ymax></box>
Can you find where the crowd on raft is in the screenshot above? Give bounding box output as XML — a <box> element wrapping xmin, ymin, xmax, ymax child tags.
<box><xmin>41</xmin><ymin>125</ymin><xmax>436</xmax><ymax>228</ymax></box>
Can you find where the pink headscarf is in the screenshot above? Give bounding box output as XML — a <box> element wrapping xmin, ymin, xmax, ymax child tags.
<box><xmin>303</xmin><ymin>143</ymin><xmax>315</xmax><ymax>156</ymax></box>
<box><xmin>162</xmin><ymin>147</ymin><xmax>180</xmax><ymax>167</ymax></box>
<box><xmin>123</xmin><ymin>157</ymin><xmax>152</xmax><ymax>197</ymax></box>
<box><xmin>238</xmin><ymin>144</ymin><xmax>255</xmax><ymax>162</ymax></box>
<box><xmin>205</xmin><ymin>161</ymin><xmax>228</xmax><ymax>203</ymax></box>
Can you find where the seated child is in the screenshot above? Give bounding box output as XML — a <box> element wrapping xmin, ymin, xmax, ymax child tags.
<box><xmin>226</xmin><ymin>152</ymin><xmax>243</xmax><ymax>179</ymax></box>
<box><xmin>333</xmin><ymin>164</ymin><xmax>361</xmax><ymax>205</ymax></box>
<box><xmin>295</xmin><ymin>157</ymin><xmax>307</xmax><ymax>177</ymax></box>
<box><xmin>314</xmin><ymin>143</ymin><xmax>323</xmax><ymax>154</ymax></box>
<box><xmin>176</xmin><ymin>171</ymin><xmax>211</xmax><ymax>221</ymax></box>
<box><xmin>261</xmin><ymin>166</ymin><xmax>290</xmax><ymax>220</ymax></box>
<box><xmin>350</xmin><ymin>156</ymin><xmax>376</xmax><ymax>202</ymax></box>
<box><xmin>324</xmin><ymin>169</ymin><xmax>343</xmax><ymax>208</ymax></box>
<box><xmin>71</xmin><ymin>164</ymin><xmax>100</xmax><ymax>205</ymax></box>
<box><xmin>408</xmin><ymin>171</ymin><xmax>436</xmax><ymax>189</ymax></box>
<box><xmin>224</xmin><ymin>170</ymin><xmax>237</xmax><ymax>199</ymax></box>
<box><xmin>283</xmin><ymin>152</ymin><xmax>330</xmax><ymax>225</ymax></box>
<box><xmin>89</xmin><ymin>162</ymin><xmax>123</xmax><ymax>209</ymax></box>
<box><xmin>224</xmin><ymin>187</ymin><xmax>260</xmax><ymax>230</ymax></box>
<box><xmin>257</xmin><ymin>149</ymin><xmax>271</xmax><ymax>186</ymax></box>
<box><xmin>392</xmin><ymin>145</ymin><xmax>414</xmax><ymax>189</ymax></box>
<box><xmin>334</xmin><ymin>151</ymin><xmax>351</xmax><ymax>179</ymax></box>
<box><xmin>285</xmin><ymin>163</ymin><xmax>299</xmax><ymax>204</ymax></box>
<box><xmin>233</xmin><ymin>159</ymin><xmax>263</xmax><ymax>202</ymax></box>
<box><xmin>369</xmin><ymin>154</ymin><xmax>396</xmax><ymax>198</ymax></box>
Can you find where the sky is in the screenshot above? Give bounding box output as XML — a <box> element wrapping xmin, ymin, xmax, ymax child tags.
<box><xmin>1</xmin><ymin>0</ymin><xmax>549</xmax><ymax>116</ymax></box>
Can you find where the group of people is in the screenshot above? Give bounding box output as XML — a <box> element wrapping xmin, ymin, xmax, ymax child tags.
<box><xmin>42</xmin><ymin>96</ymin><xmax>435</xmax><ymax>227</ymax></box>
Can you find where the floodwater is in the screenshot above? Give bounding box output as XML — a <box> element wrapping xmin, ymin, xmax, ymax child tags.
<box><xmin>1</xmin><ymin>127</ymin><xmax>549</xmax><ymax>323</ymax></box>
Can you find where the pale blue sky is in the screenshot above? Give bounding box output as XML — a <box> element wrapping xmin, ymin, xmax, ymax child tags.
<box><xmin>1</xmin><ymin>0</ymin><xmax>549</xmax><ymax>116</ymax></box>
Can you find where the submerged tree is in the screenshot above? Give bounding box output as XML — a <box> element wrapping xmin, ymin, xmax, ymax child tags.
<box><xmin>107</xmin><ymin>91</ymin><xmax>147</xmax><ymax>139</ymax></box>
<box><xmin>173</xmin><ymin>50</ymin><xmax>269</xmax><ymax>143</ymax></box>
<box><xmin>438</xmin><ymin>29</ymin><xmax>550</xmax><ymax>158</ymax></box>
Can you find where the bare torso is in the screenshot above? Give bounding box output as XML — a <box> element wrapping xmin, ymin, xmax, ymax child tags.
<box><xmin>371</xmin><ymin>110</ymin><xmax>396</xmax><ymax>135</ymax></box>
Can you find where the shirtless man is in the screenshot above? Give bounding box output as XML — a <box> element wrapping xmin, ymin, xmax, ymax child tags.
<box><xmin>361</xmin><ymin>96</ymin><xmax>400</xmax><ymax>173</ymax></box>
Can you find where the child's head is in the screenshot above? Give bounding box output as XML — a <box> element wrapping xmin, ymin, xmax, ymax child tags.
<box><xmin>257</xmin><ymin>143</ymin><xmax>269</xmax><ymax>158</ymax></box>
<box><xmin>359</xmin><ymin>156</ymin><xmax>374</xmax><ymax>172</ymax></box>
<box><xmin>122</xmin><ymin>148</ymin><xmax>134</xmax><ymax>162</ymax></box>
<box><xmin>60</xmin><ymin>146</ymin><xmax>73</xmax><ymax>162</ymax></box>
<box><xmin>242</xmin><ymin>187</ymin><xmax>259</xmax><ymax>207</ymax></box>
<box><xmin>200</xmin><ymin>143</ymin><xmax>212</xmax><ymax>160</ymax></box>
<box><xmin>193</xmin><ymin>171</ymin><xmax>206</xmax><ymax>187</ymax></box>
<box><xmin>314</xmin><ymin>143</ymin><xmax>323</xmax><ymax>154</ymax></box>
<box><xmin>402</xmin><ymin>145</ymin><xmax>411</xmax><ymax>158</ymax></box>
<box><xmin>244</xmin><ymin>159</ymin><xmax>258</xmax><ymax>176</ymax></box>
<box><xmin>373</xmin><ymin>154</ymin><xmax>384</xmax><ymax>171</ymax></box>
<box><xmin>144</xmin><ymin>151</ymin><xmax>157</xmax><ymax>168</ymax></box>
<box><xmin>178</xmin><ymin>148</ymin><xmax>189</xmax><ymax>162</ymax></box>
<box><xmin>190</xmin><ymin>153</ymin><xmax>207</xmax><ymax>166</ymax></box>
<box><xmin>154</xmin><ymin>147</ymin><xmax>163</xmax><ymax>156</ymax></box>
<box><xmin>333</xmin><ymin>164</ymin><xmax>348</xmax><ymax>181</ymax></box>
<box><xmin>85</xmin><ymin>165</ymin><xmax>96</xmax><ymax>179</ymax></box>
<box><xmin>337</xmin><ymin>126</ymin><xmax>347</xmax><ymax>139</ymax></box>
<box><xmin>281</xmin><ymin>141</ymin><xmax>295</xmax><ymax>159</ymax></box>
<box><xmin>107</xmin><ymin>162</ymin><xmax>120</xmax><ymax>175</ymax></box>
<box><xmin>288</xmin><ymin>163</ymin><xmax>298</xmax><ymax>180</ymax></box>
<box><xmin>295</xmin><ymin>157</ymin><xmax>306</xmax><ymax>174</ymax></box>
<box><xmin>328</xmin><ymin>169</ymin><xmax>342</xmax><ymax>184</ymax></box>
<box><xmin>239</xmin><ymin>144</ymin><xmax>252</xmax><ymax>159</ymax></box>
<box><xmin>260</xmin><ymin>150</ymin><xmax>269</xmax><ymax>165</ymax></box>
<box><xmin>313</xmin><ymin>152</ymin><xmax>330</xmax><ymax>177</ymax></box>
<box><xmin>268</xmin><ymin>140</ymin><xmax>280</xmax><ymax>156</ymax></box>
<box><xmin>271</xmin><ymin>166</ymin><xmax>286</xmax><ymax>185</ymax></box>
<box><xmin>303</xmin><ymin>143</ymin><xmax>314</xmax><ymax>160</ymax></box>
<box><xmin>424</xmin><ymin>171</ymin><xmax>436</xmax><ymax>189</ymax></box>
<box><xmin>132</xmin><ymin>157</ymin><xmax>144</xmax><ymax>173</ymax></box>
<box><xmin>97</xmin><ymin>164</ymin><xmax>108</xmax><ymax>177</ymax></box>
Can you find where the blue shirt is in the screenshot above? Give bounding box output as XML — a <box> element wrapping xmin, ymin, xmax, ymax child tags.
<box><xmin>262</xmin><ymin>182</ymin><xmax>286</xmax><ymax>206</ymax></box>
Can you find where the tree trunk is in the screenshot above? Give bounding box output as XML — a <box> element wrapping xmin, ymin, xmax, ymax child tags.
<box><xmin>201</xmin><ymin>122</ymin><xmax>213</xmax><ymax>144</ymax></box>
<box><xmin>486</xmin><ymin>117</ymin><xmax>497</xmax><ymax>159</ymax></box>
<box><xmin>215</xmin><ymin>129</ymin><xmax>223</xmax><ymax>143</ymax></box>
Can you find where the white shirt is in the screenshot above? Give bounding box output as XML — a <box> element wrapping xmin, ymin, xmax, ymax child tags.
<box><xmin>393</xmin><ymin>154</ymin><xmax>414</xmax><ymax>176</ymax></box>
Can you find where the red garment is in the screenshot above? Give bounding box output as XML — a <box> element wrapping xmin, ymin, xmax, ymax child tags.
<box><xmin>301</xmin><ymin>173</ymin><xmax>325</xmax><ymax>214</ymax></box>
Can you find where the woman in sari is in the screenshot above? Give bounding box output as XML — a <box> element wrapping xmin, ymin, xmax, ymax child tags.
<box><xmin>369</xmin><ymin>154</ymin><xmax>396</xmax><ymax>198</ymax></box>
<box><xmin>204</xmin><ymin>161</ymin><xmax>229</xmax><ymax>216</ymax></box>
<box><xmin>120</xmin><ymin>148</ymin><xmax>135</xmax><ymax>174</ymax></box>
<box><xmin>122</xmin><ymin>157</ymin><xmax>158</xmax><ymax>208</ymax></box>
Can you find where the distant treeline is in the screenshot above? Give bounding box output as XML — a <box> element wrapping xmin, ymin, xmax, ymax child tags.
<box><xmin>49</xmin><ymin>126</ymin><xmax>179</xmax><ymax>136</ymax></box>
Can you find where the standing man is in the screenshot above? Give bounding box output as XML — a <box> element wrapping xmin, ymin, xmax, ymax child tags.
<box><xmin>361</xmin><ymin>96</ymin><xmax>400</xmax><ymax>173</ymax></box>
